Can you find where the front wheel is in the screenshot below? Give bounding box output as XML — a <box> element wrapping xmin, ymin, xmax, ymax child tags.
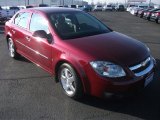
<box><xmin>156</xmin><ymin>18</ymin><xmax>159</xmax><ymax>24</ymax></box>
<box><xmin>58</xmin><ymin>63</ymin><xmax>83</xmax><ymax>99</ymax></box>
<box><xmin>8</xmin><ymin>38</ymin><xmax>20</xmax><ymax>59</ymax></box>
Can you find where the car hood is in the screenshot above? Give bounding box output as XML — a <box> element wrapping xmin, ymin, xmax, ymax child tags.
<box><xmin>64</xmin><ymin>32</ymin><xmax>149</xmax><ymax>66</ymax></box>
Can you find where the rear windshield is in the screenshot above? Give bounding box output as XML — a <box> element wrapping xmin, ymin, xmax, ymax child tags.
<box><xmin>10</xmin><ymin>7</ymin><xmax>20</xmax><ymax>10</ymax></box>
<box><xmin>48</xmin><ymin>11</ymin><xmax>111</xmax><ymax>39</ymax></box>
<box><xmin>71</xmin><ymin>5</ymin><xmax>76</xmax><ymax>8</ymax></box>
<box><xmin>119</xmin><ymin>5</ymin><xmax>124</xmax><ymax>7</ymax></box>
<box><xmin>139</xmin><ymin>6</ymin><xmax>148</xmax><ymax>9</ymax></box>
<box><xmin>150</xmin><ymin>9</ymin><xmax>160</xmax><ymax>12</ymax></box>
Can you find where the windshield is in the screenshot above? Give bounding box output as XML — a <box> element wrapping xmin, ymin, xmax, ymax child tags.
<box><xmin>48</xmin><ymin>11</ymin><xmax>111</xmax><ymax>39</ymax></box>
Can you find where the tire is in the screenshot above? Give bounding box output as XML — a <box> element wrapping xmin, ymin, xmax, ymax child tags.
<box><xmin>156</xmin><ymin>18</ymin><xmax>159</xmax><ymax>24</ymax></box>
<box><xmin>58</xmin><ymin>63</ymin><xmax>83</xmax><ymax>99</ymax></box>
<box><xmin>8</xmin><ymin>38</ymin><xmax>20</xmax><ymax>59</ymax></box>
<box><xmin>155</xmin><ymin>19</ymin><xmax>158</xmax><ymax>24</ymax></box>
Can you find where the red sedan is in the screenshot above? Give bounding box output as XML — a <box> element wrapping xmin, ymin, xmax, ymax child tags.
<box><xmin>150</xmin><ymin>10</ymin><xmax>160</xmax><ymax>23</ymax></box>
<box><xmin>5</xmin><ymin>8</ymin><xmax>156</xmax><ymax>99</ymax></box>
<box><xmin>143</xmin><ymin>8</ymin><xmax>160</xmax><ymax>20</ymax></box>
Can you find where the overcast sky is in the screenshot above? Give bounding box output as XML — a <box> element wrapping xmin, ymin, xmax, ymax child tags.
<box><xmin>86</xmin><ymin>0</ymin><xmax>160</xmax><ymax>4</ymax></box>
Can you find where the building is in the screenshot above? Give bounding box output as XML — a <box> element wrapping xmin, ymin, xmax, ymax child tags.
<box><xmin>0</xmin><ymin>0</ymin><xmax>87</xmax><ymax>6</ymax></box>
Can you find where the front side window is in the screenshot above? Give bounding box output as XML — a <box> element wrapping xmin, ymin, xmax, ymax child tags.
<box><xmin>30</xmin><ymin>13</ymin><xmax>49</xmax><ymax>34</ymax></box>
<box><xmin>14</xmin><ymin>12</ymin><xmax>30</xmax><ymax>29</ymax></box>
<box><xmin>49</xmin><ymin>11</ymin><xmax>111</xmax><ymax>39</ymax></box>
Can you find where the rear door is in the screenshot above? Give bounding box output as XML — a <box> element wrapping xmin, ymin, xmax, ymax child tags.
<box><xmin>11</xmin><ymin>12</ymin><xmax>31</xmax><ymax>56</ymax></box>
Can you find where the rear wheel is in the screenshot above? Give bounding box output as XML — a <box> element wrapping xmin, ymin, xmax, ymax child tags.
<box><xmin>8</xmin><ymin>38</ymin><xmax>20</xmax><ymax>59</ymax></box>
<box><xmin>58</xmin><ymin>63</ymin><xmax>83</xmax><ymax>99</ymax></box>
<box><xmin>156</xmin><ymin>18</ymin><xmax>160</xmax><ymax>24</ymax></box>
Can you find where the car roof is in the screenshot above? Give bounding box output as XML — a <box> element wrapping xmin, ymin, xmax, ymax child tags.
<box><xmin>22</xmin><ymin>7</ymin><xmax>81</xmax><ymax>14</ymax></box>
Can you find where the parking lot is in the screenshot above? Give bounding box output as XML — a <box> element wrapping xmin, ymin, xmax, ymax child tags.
<box><xmin>0</xmin><ymin>11</ymin><xmax>160</xmax><ymax>120</ymax></box>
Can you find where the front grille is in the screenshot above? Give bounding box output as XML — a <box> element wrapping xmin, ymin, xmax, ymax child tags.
<box><xmin>129</xmin><ymin>57</ymin><xmax>154</xmax><ymax>77</ymax></box>
<box><xmin>132</xmin><ymin>60</ymin><xmax>150</xmax><ymax>73</ymax></box>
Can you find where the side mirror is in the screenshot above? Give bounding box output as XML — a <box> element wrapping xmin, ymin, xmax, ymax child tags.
<box><xmin>32</xmin><ymin>30</ymin><xmax>52</xmax><ymax>44</ymax></box>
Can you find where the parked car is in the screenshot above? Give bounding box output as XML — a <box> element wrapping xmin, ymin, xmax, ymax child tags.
<box><xmin>9</xmin><ymin>6</ymin><xmax>20</xmax><ymax>11</ymax></box>
<box><xmin>150</xmin><ymin>10</ymin><xmax>160</xmax><ymax>23</ymax></box>
<box><xmin>70</xmin><ymin>5</ymin><xmax>76</xmax><ymax>9</ymax></box>
<box><xmin>26</xmin><ymin>5</ymin><xmax>35</xmax><ymax>8</ymax></box>
<box><xmin>83</xmin><ymin>5</ymin><xmax>92</xmax><ymax>12</ymax></box>
<box><xmin>58</xmin><ymin>5</ymin><xmax>63</xmax><ymax>7</ymax></box>
<box><xmin>5</xmin><ymin>8</ymin><xmax>156</xmax><ymax>99</ymax></box>
<box><xmin>102</xmin><ymin>5</ymin><xmax>113</xmax><ymax>11</ymax></box>
<box><xmin>127</xmin><ymin>4</ymin><xmax>148</xmax><ymax>13</ymax></box>
<box><xmin>143</xmin><ymin>8</ymin><xmax>160</xmax><ymax>20</ymax></box>
<box><xmin>63</xmin><ymin>5</ymin><xmax>69</xmax><ymax>8</ymax></box>
<box><xmin>130</xmin><ymin>7</ymin><xmax>143</xmax><ymax>15</ymax></box>
<box><xmin>0</xmin><ymin>6</ymin><xmax>20</xmax><ymax>23</ymax></box>
<box><xmin>76</xmin><ymin>5</ymin><xmax>84</xmax><ymax>11</ymax></box>
<box><xmin>115</xmin><ymin>4</ymin><xmax>125</xmax><ymax>11</ymax></box>
<box><xmin>126</xmin><ymin>5</ymin><xmax>137</xmax><ymax>12</ymax></box>
<box><xmin>39</xmin><ymin>4</ymin><xmax>49</xmax><ymax>7</ymax></box>
<box><xmin>137</xmin><ymin>8</ymin><xmax>151</xmax><ymax>18</ymax></box>
<box><xmin>93</xmin><ymin>5</ymin><xmax>103</xmax><ymax>11</ymax></box>
<box><xmin>137</xmin><ymin>4</ymin><xmax>148</xmax><ymax>9</ymax></box>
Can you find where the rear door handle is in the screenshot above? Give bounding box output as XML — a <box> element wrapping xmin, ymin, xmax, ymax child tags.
<box><xmin>25</xmin><ymin>36</ymin><xmax>30</xmax><ymax>41</ymax></box>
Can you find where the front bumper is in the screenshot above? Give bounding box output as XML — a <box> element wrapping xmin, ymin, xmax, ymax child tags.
<box><xmin>150</xmin><ymin>16</ymin><xmax>158</xmax><ymax>21</ymax></box>
<box><xmin>84</xmin><ymin>57</ymin><xmax>156</xmax><ymax>98</ymax></box>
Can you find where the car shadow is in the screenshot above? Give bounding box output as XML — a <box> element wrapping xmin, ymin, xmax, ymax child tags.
<box><xmin>16</xmin><ymin>56</ymin><xmax>31</xmax><ymax>63</ymax></box>
<box><xmin>77</xmin><ymin>59</ymin><xmax>160</xmax><ymax>120</ymax></box>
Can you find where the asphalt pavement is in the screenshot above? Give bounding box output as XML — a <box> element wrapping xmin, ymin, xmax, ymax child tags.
<box><xmin>0</xmin><ymin>12</ymin><xmax>160</xmax><ymax>120</ymax></box>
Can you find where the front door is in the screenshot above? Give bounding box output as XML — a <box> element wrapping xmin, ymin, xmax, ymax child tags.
<box><xmin>27</xmin><ymin>13</ymin><xmax>52</xmax><ymax>72</ymax></box>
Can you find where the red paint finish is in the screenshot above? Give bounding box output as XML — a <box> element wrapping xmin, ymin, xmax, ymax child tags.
<box><xmin>5</xmin><ymin>8</ymin><xmax>156</xmax><ymax>98</ymax></box>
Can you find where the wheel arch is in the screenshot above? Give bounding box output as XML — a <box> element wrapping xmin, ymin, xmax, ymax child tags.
<box><xmin>54</xmin><ymin>59</ymin><xmax>88</xmax><ymax>94</ymax></box>
<box><xmin>6</xmin><ymin>34</ymin><xmax>11</xmax><ymax>48</ymax></box>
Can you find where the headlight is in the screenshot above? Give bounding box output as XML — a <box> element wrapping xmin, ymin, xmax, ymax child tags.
<box><xmin>90</xmin><ymin>61</ymin><xmax>126</xmax><ymax>78</ymax></box>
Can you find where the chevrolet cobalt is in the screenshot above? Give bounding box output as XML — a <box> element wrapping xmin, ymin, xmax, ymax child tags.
<box><xmin>5</xmin><ymin>8</ymin><xmax>156</xmax><ymax>99</ymax></box>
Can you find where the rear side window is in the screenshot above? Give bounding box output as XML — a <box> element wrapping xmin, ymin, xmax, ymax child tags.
<box><xmin>14</xmin><ymin>12</ymin><xmax>30</xmax><ymax>29</ymax></box>
<box><xmin>29</xmin><ymin>13</ymin><xmax>49</xmax><ymax>33</ymax></box>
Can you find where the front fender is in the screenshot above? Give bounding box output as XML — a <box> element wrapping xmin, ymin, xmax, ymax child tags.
<box><xmin>53</xmin><ymin>52</ymin><xmax>90</xmax><ymax>94</ymax></box>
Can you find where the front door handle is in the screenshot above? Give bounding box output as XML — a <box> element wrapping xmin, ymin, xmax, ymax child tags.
<box><xmin>25</xmin><ymin>36</ymin><xmax>30</xmax><ymax>41</ymax></box>
<box><xmin>12</xmin><ymin>29</ymin><xmax>16</xmax><ymax>34</ymax></box>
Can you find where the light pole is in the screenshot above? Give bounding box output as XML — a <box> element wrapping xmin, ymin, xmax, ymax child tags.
<box><xmin>63</xmin><ymin>0</ymin><xmax>64</xmax><ymax>6</ymax></box>
<box><xmin>27</xmin><ymin>0</ymin><xmax>29</xmax><ymax>5</ymax></box>
<box><xmin>42</xmin><ymin>0</ymin><xmax>44</xmax><ymax>4</ymax></box>
<box><xmin>149</xmin><ymin>0</ymin><xmax>151</xmax><ymax>7</ymax></box>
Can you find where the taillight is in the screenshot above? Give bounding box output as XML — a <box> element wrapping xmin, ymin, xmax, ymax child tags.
<box><xmin>155</xmin><ymin>13</ymin><xmax>160</xmax><ymax>17</ymax></box>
